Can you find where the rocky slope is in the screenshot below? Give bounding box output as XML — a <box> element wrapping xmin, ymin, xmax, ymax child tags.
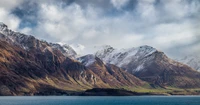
<box><xmin>0</xmin><ymin>39</ymin><xmax>98</xmax><ymax>95</ymax></box>
<box><xmin>95</xmin><ymin>45</ymin><xmax>200</xmax><ymax>88</ymax></box>
<box><xmin>0</xmin><ymin>23</ymin><xmax>146</xmax><ymax>95</ymax></box>
<box><xmin>77</xmin><ymin>54</ymin><xmax>147</xmax><ymax>88</ymax></box>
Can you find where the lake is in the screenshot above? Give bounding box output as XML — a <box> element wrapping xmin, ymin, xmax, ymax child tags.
<box><xmin>0</xmin><ymin>96</ymin><xmax>200</xmax><ymax>105</ymax></box>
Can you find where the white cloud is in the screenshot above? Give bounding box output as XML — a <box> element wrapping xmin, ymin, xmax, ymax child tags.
<box><xmin>82</xmin><ymin>28</ymin><xmax>98</xmax><ymax>39</ymax></box>
<box><xmin>33</xmin><ymin>3</ymin><xmax>89</xmax><ymax>42</ymax></box>
<box><xmin>140</xmin><ymin>0</ymin><xmax>156</xmax><ymax>3</ymax></box>
<box><xmin>19</xmin><ymin>27</ymin><xmax>32</xmax><ymax>34</ymax></box>
<box><xmin>1</xmin><ymin>0</ymin><xmax>199</xmax><ymax>58</ymax></box>
<box><xmin>70</xmin><ymin>44</ymin><xmax>85</xmax><ymax>55</ymax></box>
<box><xmin>0</xmin><ymin>0</ymin><xmax>24</xmax><ymax>10</ymax></box>
<box><xmin>119</xmin><ymin>34</ymin><xmax>144</xmax><ymax>48</ymax></box>
<box><xmin>110</xmin><ymin>0</ymin><xmax>129</xmax><ymax>10</ymax></box>
<box><xmin>160</xmin><ymin>0</ymin><xmax>200</xmax><ymax>20</ymax></box>
<box><xmin>0</xmin><ymin>0</ymin><xmax>24</xmax><ymax>31</ymax></box>
<box><xmin>137</xmin><ymin>0</ymin><xmax>157</xmax><ymax>22</ymax></box>
<box><xmin>0</xmin><ymin>8</ymin><xmax>20</xmax><ymax>30</ymax></box>
<box><xmin>29</xmin><ymin>0</ymin><xmax>199</xmax><ymax>58</ymax></box>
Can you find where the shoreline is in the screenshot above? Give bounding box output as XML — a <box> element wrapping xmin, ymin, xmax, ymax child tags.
<box><xmin>2</xmin><ymin>88</ymin><xmax>200</xmax><ymax>96</ymax></box>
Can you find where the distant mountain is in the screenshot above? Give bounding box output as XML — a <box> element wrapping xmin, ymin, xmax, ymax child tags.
<box><xmin>0</xmin><ymin>23</ymin><xmax>146</xmax><ymax>95</ymax></box>
<box><xmin>1</xmin><ymin>22</ymin><xmax>200</xmax><ymax>96</ymax></box>
<box><xmin>95</xmin><ymin>45</ymin><xmax>200</xmax><ymax>88</ymax></box>
<box><xmin>178</xmin><ymin>55</ymin><xmax>200</xmax><ymax>71</ymax></box>
<box><xmin>50</xmin><ymin>43</ymin><xmax>77</xmax><ymax>58</ymax></box>
<box><xmin>69</xmin><ymin>44</ymin><xmax>85</xmax><ymax>56</ymax></box>
<box><xmin>95</xmin><ymin>45</ymin><xmax>157</xmax><ymax>70</ymax></box>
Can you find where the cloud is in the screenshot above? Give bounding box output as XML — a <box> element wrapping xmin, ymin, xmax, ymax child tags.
<box><xmin>110</xmin><ymin>0</ymin><xmax>130</xmax><ymax>10</ymax></box>
<box><xmin>0</xmin><ymin>0</ymin><xmax>24</xmax><ymax>31</ymax></box>
<box><xmin>0</xmin><ymin>8</ymin><xmax>21</xmax><ymax>30</ymax></box>
<box><xmin>1</xmin><ymin>0</ymin><xmax>200</xmax><ymax>58</ymax></box>
<box><xmin>0</xmin><ymin>0</ymin><xmax>24</xmax><ymax>10</ymax></box>
<box><xmin>70</xmin><ymin>44</ymin><xmax>85</xmax><ymax>55</ymax></box>
<box><xmin>32</xmin><ymin>3</ymin><xmax>93</xmax><ymax>42</ymax></box>
<box><xmin>136</xmin><ymin>0</ymin><xmax>157</xmax><ymax>22</ymax></box>
<box><xmin>154</xmin><ymin>23</ymin><xmax>195</xmax><ymax>47</ymax></box>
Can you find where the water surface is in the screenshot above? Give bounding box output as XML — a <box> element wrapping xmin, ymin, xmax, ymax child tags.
<box><xmin>0</xmin><ymin>96</ymin><xmax>200</xmax><ymax>105</ymax></box>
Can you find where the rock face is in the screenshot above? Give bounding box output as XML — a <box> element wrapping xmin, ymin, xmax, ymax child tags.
<box><xmin>0</xmin><ymin>23</ymin><xmax>146</xmax><ymax>95</ymax></box>
<box><xmin>95</xmin><ymin>45</ymin><xmax>200</xmax><ymax>88</ymax></box>
<box><xmin>0</xmin><ymin>39</ymin><xmax>94</xmax><ymax>95</ymax></box>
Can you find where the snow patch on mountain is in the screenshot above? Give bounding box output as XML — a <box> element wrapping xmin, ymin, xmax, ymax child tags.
<box><xmin>178</xmin><ymin>55</ymin><xmax>200</xmax><ymax>71</ymax></box>
<box><xmin>135</xmin><ymin>64</ymin><xmax>144</xmax><ymax>72</ymax></box>
<box><xmin>77</xmin><ymin>54</ymin><xmax>96</xmax><ymax>66</ymax></box>
<box><xmin>96</xmin><ymin>45</ymin><xmax>156</xmax><ymax>65</ymax></box>
<box><xmin>0</xmin><ymin>22</ymin><xmax>77</xmax><ymax>58</ymax></box>
<box><xmin>0</xmin><ymin>23</ymin><xmax>8</xmax><ymax>32</ymax></box>
<box><xmin>50</xmin><ymin>43</ymin><xmax>77</xmax><ymax>58</ymax></box>
<box><xmin>70</xmin><ymin>44</ymin><xmax>85</xmax><ymax>56</ymax></box>
<box><xmin>0</xmin><ymin>22</ymin><xmax>34</xmax><ymax>48</ymax></box>
<box><xmin>95</xmin><ymin>45</ymin><xmax>157</xmax><ymax>72</ymax></box>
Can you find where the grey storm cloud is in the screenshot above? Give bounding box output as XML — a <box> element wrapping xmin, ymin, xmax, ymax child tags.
<box><xmin>0</xmin><ymin>0</ymin><xmax>200</xmax><ymax>58</ymax></box>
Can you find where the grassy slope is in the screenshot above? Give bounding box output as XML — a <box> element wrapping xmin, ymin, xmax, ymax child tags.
<box><xmin>117</xmin><ymin>86</ymin><xmax>200</xmax><ymax>95</ymax></box>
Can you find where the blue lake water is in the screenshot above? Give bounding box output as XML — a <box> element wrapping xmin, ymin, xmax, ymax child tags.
<box><xmin>0</xmin><ymin>96</ymin><xmax>200</xmax><ymax>105</ymax></box>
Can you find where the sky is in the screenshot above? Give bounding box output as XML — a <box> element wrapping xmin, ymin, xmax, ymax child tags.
<box><xmin>0</xmin><ymin>0</ymin><xmax>200</xmax><ymax>58</ymax></box>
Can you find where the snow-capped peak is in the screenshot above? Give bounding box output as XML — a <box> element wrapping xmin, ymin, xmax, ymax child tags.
<box><xmin>95</xmin><ymin>45</ymin><xmax>158</xmax><ymax>72</ymax></box>
<box><xmin>0</xmin><ymin>22</ymin><xmax>7</xmax><ymax>28</ymax></box>
<box><xmin>0</xmin><ymin>22</ymin><xmax>77</xmax><ymax>58</ymax></box>
<box><xmin>178</xmin><ymin>55</ymin><xmax>200</xmax><ymax>71</ymax></box>
<box><xmin>95</xmin><ymin>45</ymin><xmax>115</xmax><ymax>60</ymax></box>
<box><xmin>69</xmin><ymin>44</ymin><xmax>85</xmax><ymax>56</ymax></box>
<box><xmin>0</xmin><ymin>22</ymin><xmax>8</xmax><ymax>32</ymax></box>
<box><xmin>0</xmin><ymin>22</ymin><xmax>33</xmax><ymax>48</ymax></box>
<box><xmin>50</xmin><ymin>43</ymin><xmax>77</xmax><ymax>58</ymax></box>
<box><xmin>135</xmin><ymin>45</ymin><xmax>157</xmax><ymax>57</ymax></box>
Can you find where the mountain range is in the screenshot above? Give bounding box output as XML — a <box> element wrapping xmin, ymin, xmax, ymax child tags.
<box><xmin>95</xmin><ymin>45</ymin><xmax>200</xmax><ymax>88</ymax></box>
<box><xmin>178</xmin><ymin>55</ymin><xmax>200</xmax><ymax>72</ymax></box>
<box><xmin>0</xmin><ymin>22</ymin><xmax>200</xmax><ymax>96</ymax></box>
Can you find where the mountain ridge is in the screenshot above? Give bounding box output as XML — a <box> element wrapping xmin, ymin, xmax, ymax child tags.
<box><xmin>0</xmin><ymin>22</ymin><xmax>147</xmax><ymax>95</ymax></box>
<box><xmin>1</xmin><ymin>22</ymin><xmax>200</xmax><ymax>95</ymax></box>
<box><xmin>178</xmin><ymin>55</ymin><xmax>200</xmax><ymax>71</ymax></box>
<box><xmin>95</xmin><ymin>45</ymin><xmax>200</xmax><ymax>88</ymax></box>
<box><xmin>0</xmin><ymin>23</ymin><xmax>77</xmax><ymax>59</ymax></box>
